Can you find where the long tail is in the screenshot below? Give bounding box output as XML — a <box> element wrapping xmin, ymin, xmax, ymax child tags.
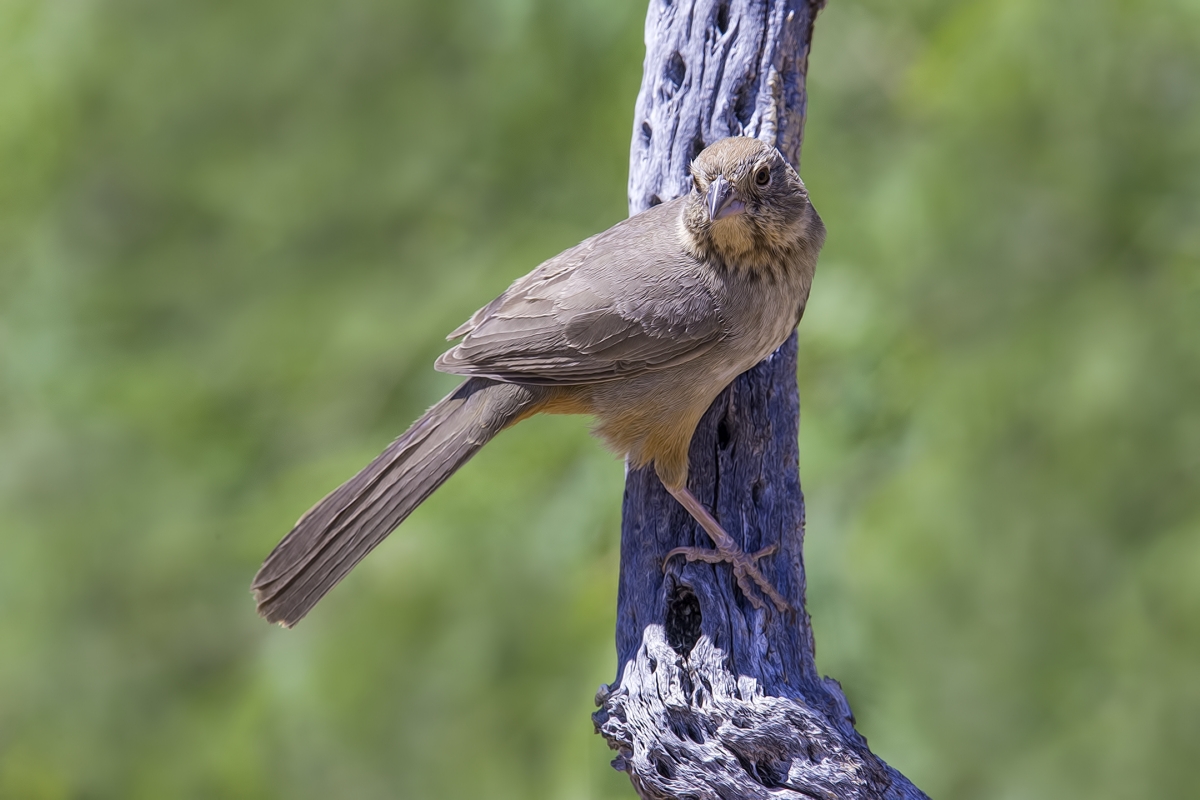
<box><xmin>252</xmin><ymin>377</ymin><xmax>546</xmax><ymax>627</ymax></box>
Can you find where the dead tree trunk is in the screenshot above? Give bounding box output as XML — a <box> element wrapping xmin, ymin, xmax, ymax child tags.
<box><xmin>592</xmin><ymin>3</ymin><xmax>929</xmax><ymax>798</ymax></box>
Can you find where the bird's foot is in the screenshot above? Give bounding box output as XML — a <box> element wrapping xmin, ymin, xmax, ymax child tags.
<box><xmin>664</xmin><ymin>541</ymin><xmax>788</xmax><ymax>612</ymax></box>
<box><xmin>661</xmin><ymin>484</ymin><xmax>791</xmax><ymax>612</ymax></box>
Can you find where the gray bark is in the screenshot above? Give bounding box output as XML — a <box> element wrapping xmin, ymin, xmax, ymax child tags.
<box><xmin>591</xmin><ymin>2</ymin><xmax>930</xmax><ymax>798</ymax></box>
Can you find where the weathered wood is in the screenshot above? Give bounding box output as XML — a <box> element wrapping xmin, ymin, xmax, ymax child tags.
<box><xmin>592</xmin><ymin>2</ymin><xmax>929</xmax><ymax>797</ymax></box>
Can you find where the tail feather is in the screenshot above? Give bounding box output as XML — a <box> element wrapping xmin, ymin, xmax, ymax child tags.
<box><xmin>252</xmin><ymin>377</ymin><xmax>544</xmax><ymax>627</ymax></box>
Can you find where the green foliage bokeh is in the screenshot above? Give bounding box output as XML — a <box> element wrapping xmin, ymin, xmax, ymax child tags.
<box><xmin>1</xmin><ymin>1</ymin><xmax>1197</xmax><ymax>798</ymax></box>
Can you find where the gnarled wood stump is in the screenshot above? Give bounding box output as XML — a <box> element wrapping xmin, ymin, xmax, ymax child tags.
<box><xmin>592</xmin><ymin>3</ymin><xmax>929</xmax><ymax>797</ymax></box>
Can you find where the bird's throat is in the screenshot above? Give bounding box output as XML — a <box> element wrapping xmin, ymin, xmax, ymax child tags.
<box><xmin>707</xmin><ymin>218</ymin><xmax>759</xmax><ymax>264</ymax></box>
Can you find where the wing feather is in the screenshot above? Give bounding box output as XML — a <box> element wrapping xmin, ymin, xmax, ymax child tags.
<box><xmin>435</xmin><ymin>199</ymin><xmax>726</xmax><ymax>385</ymax></box>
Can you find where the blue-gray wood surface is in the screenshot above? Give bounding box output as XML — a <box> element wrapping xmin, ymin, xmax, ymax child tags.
<box><xmin>593</xmin><ymin>2</ymin><xmax>929</xmax><ymax>797</ymax></box>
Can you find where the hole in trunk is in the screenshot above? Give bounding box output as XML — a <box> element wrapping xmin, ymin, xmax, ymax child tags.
<box><xmin>665</xmin><ymin>585</ymin><xmax>702</xmax><ymax>656</ymax></box>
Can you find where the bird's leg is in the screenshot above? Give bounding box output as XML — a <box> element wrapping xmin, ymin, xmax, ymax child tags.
<box><xmin>663</xmin><ymin>485</ymin><xmax>789</xmax><ymax>612</ymax></box>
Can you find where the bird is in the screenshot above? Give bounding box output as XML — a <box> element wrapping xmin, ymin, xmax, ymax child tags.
<box><xmin>252</xmin><ymin>136</ymin><xmax>825</xmax><ymax>627</ymax></box>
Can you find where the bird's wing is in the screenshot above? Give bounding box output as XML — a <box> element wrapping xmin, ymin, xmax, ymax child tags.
<box><xmin>436</xmin><ymin>199</ymin><xmax>727</xmax><ymax>385</ymax></box>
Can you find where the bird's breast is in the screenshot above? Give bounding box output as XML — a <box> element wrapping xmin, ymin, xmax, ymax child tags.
<box><xmin>715</xmin><ymin>264</ymin><xmax>811</xmax><ymax>371</ymax></box>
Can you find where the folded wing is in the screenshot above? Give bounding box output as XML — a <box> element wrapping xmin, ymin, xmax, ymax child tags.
<box><xmin>436</xmin><ymin>199</ymin><xmax>727</xmax><ymax>385</ymax></box>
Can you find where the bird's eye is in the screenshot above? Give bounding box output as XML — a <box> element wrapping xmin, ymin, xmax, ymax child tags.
<box><xmin>755</xmin><ymin>166</ymin><xmax>771</xmax><ymax>186</ymax></box>
<box><xmin>693</xmin><ymin>174</ymin><xmax>703</xmax><ymax>193</ymax></box>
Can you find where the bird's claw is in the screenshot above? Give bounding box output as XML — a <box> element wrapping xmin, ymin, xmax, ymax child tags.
<box><xmin>664</xmin><ymin>542</ymin><xmax>789</xmax><ymax>612</ymax></box>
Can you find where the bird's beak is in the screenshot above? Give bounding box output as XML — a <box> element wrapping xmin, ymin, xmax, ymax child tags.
<box><xmin>706</xmin><ymin>174</ymin><xmax>745</xmax><ymax>222</ymax></box>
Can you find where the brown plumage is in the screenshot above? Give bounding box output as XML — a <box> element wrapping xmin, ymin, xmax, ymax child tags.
<box><xmin>252</xmin><ymin>137</ymin><xmax>825</xmax><ymax>626</ymax></box>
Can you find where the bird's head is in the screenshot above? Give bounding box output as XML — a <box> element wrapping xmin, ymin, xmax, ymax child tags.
<box><xmin>682</xmin><ymin>137</ymin><xmax>824</xmax><ymax>275</ymax></box>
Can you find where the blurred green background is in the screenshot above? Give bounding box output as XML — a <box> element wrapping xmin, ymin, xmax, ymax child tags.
<box><xmin>2</xmin><ymin>0</ymin><xmax>1197</xmax><ymax>797</ymax></box>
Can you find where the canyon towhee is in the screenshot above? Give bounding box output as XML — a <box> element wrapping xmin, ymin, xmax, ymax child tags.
<box><xmin>253</xmin><ymin>136</ymin><xmax>825</xmax><ymax>626</ymax></box>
